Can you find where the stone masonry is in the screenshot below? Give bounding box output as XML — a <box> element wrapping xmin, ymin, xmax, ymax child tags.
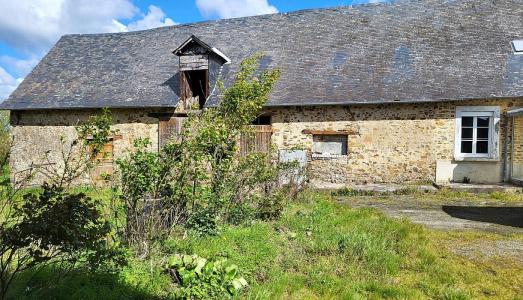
<box><xmin>9</xmin><ymin>109</ymin><xmax>164</xmax><ymax>185</ymax></box>
<box><xmin>268</xmin><ymin>99</ymin><xmax>522</xmax><ymax>185</ymax></box>
<box><xmin>8</xmin><ymin>98</ymin><xmax>523</xmax><ymax>186</ymax></box>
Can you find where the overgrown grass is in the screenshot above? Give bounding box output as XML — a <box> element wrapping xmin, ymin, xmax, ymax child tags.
<box><xmin>332</xmin><ymin>186</ymin><xmax>419</xmax><ymax>197</ymax></box>
<box><xmin>6</xmin><ymin>191</ymin><xmax>523</xmax><ymax>299</ymax></box>
<box><xmin>333</xmin><ymin>186</ymin><xmax>523</xmax><ymax>205</ymax></box>
<box><xmin>0</xmin><ymin>164</ymin><xmax>9</xmax><ymax>186</ymax></box>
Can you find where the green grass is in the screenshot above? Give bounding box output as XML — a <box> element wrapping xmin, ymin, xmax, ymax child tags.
<box><xmin>333</xmin><ymin>186</ymin><xmax>523</xmax><ymax>205</ymax></box>
<box><xmin>5</xmin><ymin>191</ymin><xmax>523</xmax><ymax>299</ymax></box>
<box><xmin>0</xmin><ymin>164</ymin><xmax>9</xmax><ymax>186</ymax></box>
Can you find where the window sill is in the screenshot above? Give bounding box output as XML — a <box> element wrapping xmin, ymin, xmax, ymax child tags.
<box><xmin>312</xmin><ymin>154</ymin><xmax>347</xmax><ymax>160</ymax></box>
<box><xmin>454</xmin><ymin>156</ymin><xmax>500</xmax><ymax>162</ymax></box>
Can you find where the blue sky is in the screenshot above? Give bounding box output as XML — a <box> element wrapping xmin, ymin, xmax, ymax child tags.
<box><xmin>0</xmin><ymin>0</ymin><xmax>383</xmax><ymax>100</ymax></box>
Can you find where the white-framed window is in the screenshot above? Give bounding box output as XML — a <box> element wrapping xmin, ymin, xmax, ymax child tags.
<box><xmin>454</xmin><ymin>106</ymin><xmax>500</xmax><ymax>160</ymax></box>
<box><xmin>312</xmin><ymin>134</ymin><xmax>348</xmax><ymax>159</ymax></box>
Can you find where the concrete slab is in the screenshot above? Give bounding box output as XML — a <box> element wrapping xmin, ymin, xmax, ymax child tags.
<box><xmin>340</xmin><ymin>197</ymin><xmax>523</xmax><ymax>235</ymax></box>
<box><xmin>435</xmin><ymin>182</ymin><xmax>523</xmax><ymax>193</ymax></box>
<box><xmin>313</xmin><ymin>182</ymin><xmax>438</xmax><ymax>193</ymax></box>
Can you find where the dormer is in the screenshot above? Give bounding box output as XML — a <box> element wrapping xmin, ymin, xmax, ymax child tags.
<box><xmin>173</xmin><ymin>35</ymin><xmax>230</xmax><ymax>110</ymax></box>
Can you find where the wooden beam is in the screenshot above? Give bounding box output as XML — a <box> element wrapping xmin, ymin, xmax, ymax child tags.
<box><xmin>85</xmin><ymin>134</ymin><xmax>123</xmax><ymax>141</ymax></box>
<box><xmin>302</xmin><ymin>129</ymin><xmax>357</xmax><ymax>135</ymax></box>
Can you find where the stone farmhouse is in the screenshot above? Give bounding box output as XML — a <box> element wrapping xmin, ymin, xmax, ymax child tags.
<box><xmin>1</xmin><ymin>0</ymin><xmax>523</xmax><ymax>187</ymax></box>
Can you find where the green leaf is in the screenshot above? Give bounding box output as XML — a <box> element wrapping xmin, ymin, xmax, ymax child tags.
<box><xmin>194</xmin><ymin>257</ymin><xmax>207</xmax><ymax>274</ymax></box>
<box><xmin>225</xmin><ymin>265</ymin><xmax>238</xmax><ymax>278</ymax></box>
<box><xmin>182</xmin><ymin>254</ymin><xmax>194</xmax><ymax>265</ymax></box>
<box><xmin>167</xmin><ymin>254</ymin><xmax>183</xmax><ymax>268</ymax></box>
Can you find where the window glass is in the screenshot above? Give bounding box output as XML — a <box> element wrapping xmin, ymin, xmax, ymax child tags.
<box><xmin>455</xmin><ymin>107</ymin><xmax>498</xmax><ymax>160</ymax></box>
<box><xmin>477</xmin><ymin>117</ymin><xmax>490</xmax><ymax>127</ymax></box>
<box><xmin>462</xmin><ymin>117</ymin><xmax>474</xmax><ymax>127</ymax></box>
<box><xmin>459</xmin><ymin>115</ymin><xmax>491</xmax><ymax>156</ymax></box>
<box><xmin>477</xmin><ymin>128</ymin><xmax>489</xmax><ymax>139</ymax></box>
<box><xmin>461</xmin><ymin>141</ymin><xmax>473</xmax><ymax>153</ymax></box>
<box><xmin>476</xmin><ymin>141</ymin><xmax>489</xmax><ymax>154</ymax></box>
<box><xmin>461</xmin><ymin>128</ymin><xmax>473</xmax><ymax>139</ymax></box>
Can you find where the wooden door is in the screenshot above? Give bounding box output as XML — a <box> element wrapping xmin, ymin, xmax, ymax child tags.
<box><xmin>159</xmin><ymin>117</ymin><xmax>187</xmax><ymax>148</ymax></box>
<box><xmin>92</xmin><ymin>141</ymin><xmax>114</xmax><ymax>185</ymax></box>
<box><xmin>239</xmin><ymin>125</ymin><xmax>272</xmax><ymax>156</ymax></box>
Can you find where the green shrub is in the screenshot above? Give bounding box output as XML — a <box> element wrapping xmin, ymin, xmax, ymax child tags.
<box><xmin>0</xmin><ymin>110</ymin><xmax>10</xmax><ymax>168</ymax></box>
<box><xmin>165</xmin><ymin>254</ymin><xmax>248</xmax><ymax>299</ymax></box>
<box><xmin>226</xmin><ymin>203</ymin><xmax>255</xmax><ymax>226</ymax></box>
<box><xmin>186</xmin><ymin>206</ymin><xmax>219</xmax><ymax>237</ymax></box>
<box><xmin>256</xmin><ymin>192</ymin><xmax>286</xmax><ymax>221</ymax></box>
<box><xmin>1</xmin><ymin>184</ymin><xmax>125</xmax><ymax>298</ymax></box>
<box><xmin>0</xmin><ymin>110</ymin><xmax>120</xmax><ymax>298</ymax></box>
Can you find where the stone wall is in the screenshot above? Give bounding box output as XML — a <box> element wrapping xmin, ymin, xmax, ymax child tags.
<box><xmin>8</xmin><ymin>98</ymin><xmax>523</xmax><ymax>187</ymax></box>
<box><xmin>267</xmin><ymin>99</ymin><xmax>522</xmax><ymax>186</ymax></box>
<box><xmin>9</xmin><ymin>109</ymin><xmax>165</xmax><ymax>185</ymax></box>
<box><xmin>511</xmin><ymin>115</ymin><xmax>523</xmax><ymax>180</ymax></box>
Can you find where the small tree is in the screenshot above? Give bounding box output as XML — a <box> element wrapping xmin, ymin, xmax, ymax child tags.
<box><xmin>0</xmin><ymin>109</ymin><xmax>122</xmax><ymax>299</ymax></box>
<box><xmin>116</xmin><ymin>54</ymin><xmax>283</xmax><ymax>253</ymax></box>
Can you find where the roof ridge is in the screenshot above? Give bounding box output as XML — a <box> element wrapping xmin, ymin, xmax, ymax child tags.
<box><xmin>3</xmin><ymin>0</ymin><xmax>520</xmax><ymax>110</ymax></box>
<box><xmin>61</xmin><ymin>0</ymin><xmax>399</xmax><ymax>38</ymax></box>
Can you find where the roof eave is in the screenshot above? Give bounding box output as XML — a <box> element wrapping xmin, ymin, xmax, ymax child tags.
<box><xmin>173</xmin><ymin>35</ymin><xmax>231</xmax><ymax>65</ymax></box>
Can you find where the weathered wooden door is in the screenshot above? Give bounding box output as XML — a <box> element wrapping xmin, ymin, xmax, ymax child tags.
<box><xmin>239</xmin><ymin>125</ymin><xmax>272</xmax><ymax>156</ymax></box>
<box><xmin>92</xmin><ymin>141</ymin><xmax>114</xmax><ymax>185</ymax></box>
<box><xmin>159</xmin><ymin>116</ymin><xmax>187</xmax><ymax>148</ymax></box>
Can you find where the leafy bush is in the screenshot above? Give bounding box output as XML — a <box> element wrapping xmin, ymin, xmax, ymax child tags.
<box><xmin>0</xmin><ymin>184</ymin><xmax>125</xmax><ymax>298</ymax></box>
<box><xmin>0</xmin><ymin>110</ymin><xmax>10</xmax><ymax>168</ymax></box>
<box><xmin>226</xmin><ymin>203</ymin><xmax>255</xmax><ymax>226</ymax></box>
<box><xmin>256</xmin><ymin>191</ymin><xmax>286</xmax><ymax>221</ymax></box>
<box><xmin>186</xmin><ymin>205</ymin><xmax>219</xmax><ymax>236</ymax></box>
<box><xmin>165</xmin><ymin>254</ymin><xmax>248</xmax><ymax>299</ymax></box>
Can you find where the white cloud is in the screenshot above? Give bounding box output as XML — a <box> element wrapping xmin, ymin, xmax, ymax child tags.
<box><xmin>196</xmin><ymin>0</ymin><xmax>278</xmax><ymax>19</ymax></box>
<box><xmin>0</xmin><ymin>0</ymin><xmax>174</xmax><ymax>55</ymax></box>
<box><xmin>0</xmin><ymin>56</ymin><xmax>39</xmax><ymax>78</ymax></box>
<box><xmin>127</xmin><ymin>5</ymin><xmax>176</xmax><ymax>31</ymax></box>
<box><xmin>0</xmin><ymin>66</ymin><xmax>22</xmax><ymax>101</ymax></box>
<box><xmin>0</xmin><ymin>0</ymin><xmax>175</xmax><ymax>101</ymax></box>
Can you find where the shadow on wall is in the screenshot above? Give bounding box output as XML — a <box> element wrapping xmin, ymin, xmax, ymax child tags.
<box><xmin>436</xmin><ymin>160</ymin><xmax>503</xmax><ymax>184</ymax></box>
<box><xmin>442</xmin><ymin>206</ymin><xmax>523</xmax><ymax>228</ymax></box>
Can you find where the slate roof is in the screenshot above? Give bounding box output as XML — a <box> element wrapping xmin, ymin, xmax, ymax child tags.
<box><xmin>1</xmin><ymin>0</ymin><xmax>522</xmax><ymax>110</ymax></box>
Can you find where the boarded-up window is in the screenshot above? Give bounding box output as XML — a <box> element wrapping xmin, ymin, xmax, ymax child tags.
<box><xmin>239</xmin><ymin>125</ymin><xmax>272</xmax><ymax>156</ymax></box>
<box><xmin>159</xmin><ymin>116</ymin><xmax>187</xmax><ymax>148</ymax></box>
<box><xmin>312</xmin><ymin>135</ymin><xmax>348</xmax><ymax>158</ymax></box>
